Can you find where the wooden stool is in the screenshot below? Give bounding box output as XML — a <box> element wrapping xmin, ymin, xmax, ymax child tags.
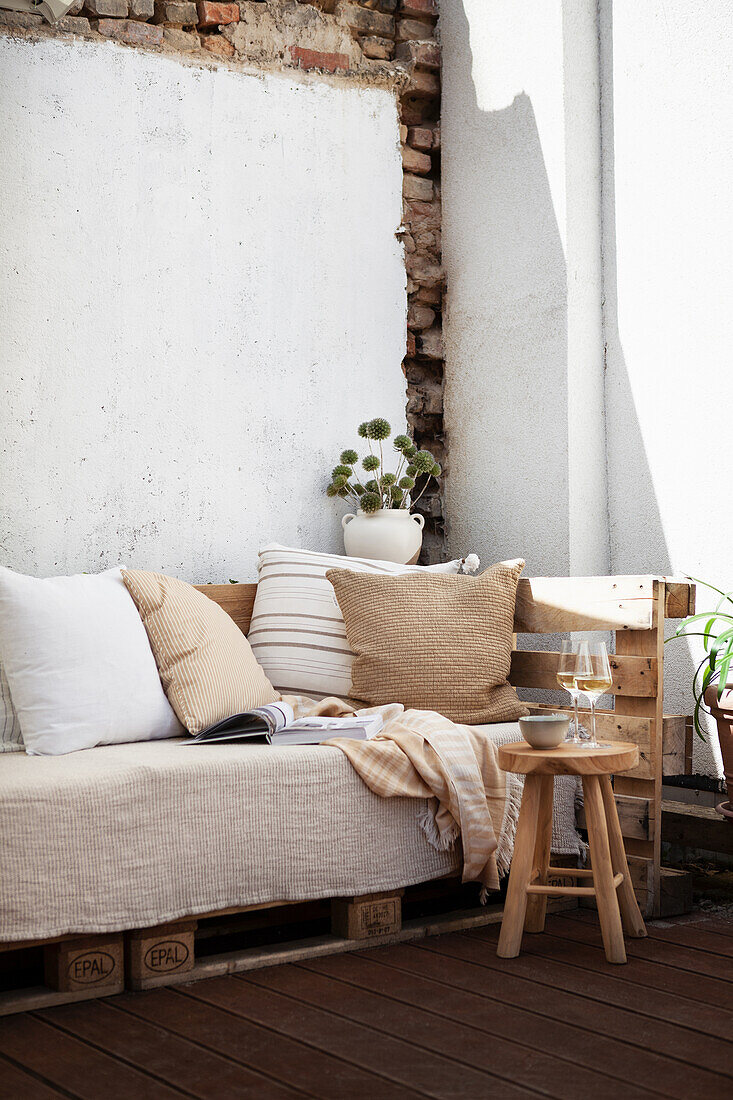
<box><xmin>496</xmin><ymin>741</ymin><xmax>647</xmax><ymax>964</ymax></box>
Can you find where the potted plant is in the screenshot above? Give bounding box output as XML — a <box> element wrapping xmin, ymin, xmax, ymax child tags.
<box><xmin>327</xmin><ymin>418</ymin><xmax>441</xmax><ymax>564</ymax></box>
<box><xmin>668</xmin><ymin>577</ymin><xmax>733</xmax><ymax>822</ymax></box>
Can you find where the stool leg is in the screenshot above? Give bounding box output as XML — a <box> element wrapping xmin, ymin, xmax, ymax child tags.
<box><xmin>524</xmin><ymin>775</ymin><xmax>554</xmax><ymax>933</ymax></box>
<box><xmin>583</xmin><ymin>775</ymin><xmax>626</xmax><ymax>964</ymax></box>
<box><xmin>599</xmin><ymin>775</ymin><xmax>647</xmax><ymax>938</ymax></box>
<box><xmin>497</xmin><ymin>774</ymin><xmax>542</xmax><ymax>958</ymax></box>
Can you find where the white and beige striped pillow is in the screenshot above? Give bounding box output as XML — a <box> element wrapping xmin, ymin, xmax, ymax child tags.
<box><xmin>247</xmin><ymin>545</ymin><xmax>473</xmax><ymax>699</ymax></box>
<box><xmin>0</xmin><ymin>664</ymin><xmax>23</xmax><ymax>753</ymax></box>
<box><xmin>122</xmin><ymin>569</ymin><xmax>278</xmax><ymax>735</ymax></box>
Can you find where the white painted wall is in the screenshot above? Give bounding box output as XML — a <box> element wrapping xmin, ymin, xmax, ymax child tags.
<box><xmin>441</xmin><ymin>0</ymin><xmax>607</xmax><ymax>580</ymax></box>
<box><xmin>0</xmin><ymin>35</ymin><xmax>406</xmax><ymax>583</ymax></box>
<box><xmin>601</xmin><ymin>1</ymin><xmax>733</xmax><ymax>775</ymax></box>
<box><xmin>442</xmin><ymin>0</ymin><xmax>733</xmax><ymax>774</ymax></box>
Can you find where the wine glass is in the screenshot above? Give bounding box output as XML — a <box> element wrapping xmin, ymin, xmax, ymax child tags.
<box><xmin>574</xmin><ymin>641</ymin><xmax>612</xmax><ymax>748</ymax></box>
<box><xmin>557</xmin><ymin>641</ymin><xmax>583</xmax><ymax>743</ymax></box>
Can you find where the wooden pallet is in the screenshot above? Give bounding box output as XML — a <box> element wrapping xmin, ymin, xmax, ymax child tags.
<box><xmin>0</xmin><ymin>880</ymin><xmax>577</xmax><ymax>1015</ymax></box>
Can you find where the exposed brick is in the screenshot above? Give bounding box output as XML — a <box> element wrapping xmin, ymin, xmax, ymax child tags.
<box><xmin>201</xmin><ymin>32</ymin><xmax>235</xmax><ymax>56</ymax></box>
<box><xmin>407</xmin><ymin>302</ymin><xmax>435</xmax><ymax>331</ymax></box>
<box><xmin>379</xmin><ymin>0</ymin><xmax>398</xmax><ymax>11</ymax></box>
<box><xmin>403</xmin><ymin>173</ymin><xmax>433</xmax><ymax>201</ymax></box>
<box><xmin>402</xmin><ymin>145</ymin><xmax>431</xmax><ymax>174</ymax></box>
<box><xmin>128</xmin><ymin>0</ymin><xmax>154</xmax><ymax>17</ymax></box>
<box><xmin>56</xmin><ymin>14</ymin><xmax>92</xmax><ymax>31</ymax></box>
<box><xmin>85</xmin><ymin>0</ymin><xmax>127</xmax><ymax>17</ymax></box>
<box><xmin>361</xmin><ymin>35</ymin><xmax>393</xmax><ymax>60</ymax></box>
<box><xmin>336</xmin><ymin>1</ymin><xmax>394</xmax><ymax>38</ymax></box>
<box><xmin>289</xmin><ymin>46</ymin><xmax>349</xmax><ymax>72</ymax></box>
<box><xmin>405</xmin><ymin>251</ymin><xmax>443</xmax><ymax>287</ymax></box>
<box><xmin>396</xmin><ymin>38</ymin><xmax>439</xmax><ymax>67</ymax></box>
<box><xmin>416</xmin><ymin>284</ymin><xmax>442</xmax><ymax>306</ymax></box>
<box><xmin>405</xmin><ymin>67</ymin><xmax>440</xmax><ymax>96</ymax></box>
<box><xmin>404</xmin><ymin>198</ymin><xmax>440</xmax><ymax>231</ymax></box>
<box><xmin>432</xmin><ymin>121</ymin><xmax>440</xmax><ymax>150</ymax></box>
<box><xmin>197</xmin><ymin>0</ymin><xmax>238</xmax><ymax>26</ymax></box>
<box><xmin>163</xmin><ymin>25</ymin><xmax>199</xmax><ymax>47</ymax></box>
<box><xmin>0</xmin><ymin>9</ymin><xmax>44</xmax><ymax>25</ymax></box>
<box><xmin>400</xmin><ymin>96</ymin><xmax>434</xmax><ymax>125</ymax></box>
<box><xmin>399</xmin><ymin>123</ymin><xmax>408</xmax><ymax>142</ymax></box>
<box><xmin>153</xmin><ymin>0</ymin><xmax>197</xmax><ymax>23</ymax></box>
<box><xmin>96</xmin><ymin>17</ymin><xmax>163</xmax><ymax>42</ymax></box>
<box><xmin>68</xmin><ymin>0</ymin><xmax>84</xmax><ymax>14</ymax></box>
<box><xmin>415</xmin><ymin>326</ymin><xmax>443</xmax><ymax>360</ymax></box>
<box><xmin>407</xmin><ymin>125</ymin><xmax>434</xmax><ymax>151</ymax></box>
<box><xmin>396</xmin><ymin>16</ymin><xmax>433</xmax><ymax>41</ymax></box>
<box><xmin>406</xmin><ymin>330</ymin><xmax>416</xmax><ymax>357</ymax></box>
<box><xmin>400</xmin><ymin>0</ymin><xmax>437</xmax><ymax>14</ymax></box>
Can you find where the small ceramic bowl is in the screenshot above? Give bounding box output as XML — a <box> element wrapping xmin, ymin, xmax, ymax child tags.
<box><xmin>519</xmin><ymin>713</ymin><xmax>569</xmax><ymax>749</ymax></box>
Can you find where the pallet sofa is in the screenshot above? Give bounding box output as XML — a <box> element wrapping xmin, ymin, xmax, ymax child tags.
<box><xmin>0</xmin><ymin>573</ymin><xmax>694</xmax><ymax>1016</ymax></box>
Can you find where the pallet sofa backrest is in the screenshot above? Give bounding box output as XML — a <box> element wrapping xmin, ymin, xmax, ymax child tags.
<box><xmin>197</xmin><ymin>574</ymin><xmax>695</xmax><ymax>917</ymax></box>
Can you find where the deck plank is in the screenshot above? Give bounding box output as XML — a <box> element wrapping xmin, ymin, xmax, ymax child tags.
<box><xmin>191</xmin><ymin>974</ymin><xmax>536</xmax><ymax>1100</ymax></box>
<box><xmin>246</xmin><ymin>956</ymin><xmax>655</xmax><ymax>1100</ymax></box>
<box><xmin>0</xmin><ymin>1014</ymin><xmax>183</xmax><ymax>1100</ymax></box>
<box><xmin>0</xmin><ymin>1054</ymin><xmax>66</xmax><ymax>1099</ymax></box>
<box><xmin>470</xmin><ymin>921</ymin><xmax>733</xmax><ymax>1008</ymax></box>
<box><xmin>293</xmin><ymin>949</ymin><xmax>731</xmax><ymax>1098</ymax></box>
<box><xmin>557</xmin><ymin>909</ymin><xmax>733</xmax><ymax>968</ymax></box>
<box><xmin>417</xmin><ymin>929</ymin><xmax>733</xmax><ymax>1042</ymax></box>
<box><xmin>115</xmin><ymin>985</ymin><xmax>418</xmax><ymax>1100</ymax></box>
<box><xmin>34</xmin><ymin>999</ymin><xmax>300</xmax><ymax>1100</ymax></box>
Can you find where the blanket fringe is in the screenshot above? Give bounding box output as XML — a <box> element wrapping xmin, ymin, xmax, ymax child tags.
<box><xmin>495</xmin><ymin>772</ymin><xmax>524</xmax><ymax>881</ymax></box>
<box><xmin>418</xmin><ymin>799</ymin><xmax>459</xmax><ymax>850</ymax></box>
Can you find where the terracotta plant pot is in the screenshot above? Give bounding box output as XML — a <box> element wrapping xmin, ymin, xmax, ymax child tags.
<box><xmin>341</xmin><ymin>508</ymin><xmax>424</xmax><ymax>564</ymax></box>
<box><xmin>704</xmin><ymin>682</ymin><xmax>733</xmax><ymax>823</ymax></box>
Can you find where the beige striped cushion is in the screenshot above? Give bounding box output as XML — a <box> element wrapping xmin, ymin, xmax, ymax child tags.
<box><xmin>326</xmin><ymin>561</ymin><xmax>529</xmax><ymax>724</ymax></box>
<box><xmin>122</xmin><ymin>570</ymin><xmax>278</xmax><ymax>735</ymax></box>
<box><xmin>247</xmin><ymin>544</ymin><xmax>468</xmax><ymax>698</ymax></box>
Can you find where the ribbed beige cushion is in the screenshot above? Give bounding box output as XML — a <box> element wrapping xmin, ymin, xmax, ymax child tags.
<box><xmin>326</xmin><ymin>560</ymin><xmax>528</xmax><ymax>725</ymax></box>
<box><xmin>122</xmin><ymin>570</ymin><xmax>278</xmax><ymax>734</ymax></box>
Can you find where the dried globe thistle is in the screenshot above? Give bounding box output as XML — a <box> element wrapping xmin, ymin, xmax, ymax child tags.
<box><xmin>340</xmin><ymin>449</ymin><xmax>358</xmax><ymax>465</ymax></box>
<box><xmin>367</xmin><ymin>417</ymin><xmax>391</xmax><ymax>441</ymax></box>
<box><xmin>326</xmin><ymin>483</ymin><xmax>339</xmax><ymax>498</ymax></box>
<box><xmin>365</xmin><ymin>479</ymin><xmax>380</xmax><ymax>493</ymax></box>
<box><xmin>362</xmin><ymin>454</ymin><xmax>381</xmax><ymax>472</ymax></box>
<box><xmin>360</xmin><ymin>491</ymin><xmax>381</xmax><ymax>514</ymax></box>
<box><xmin>399</xmin><ymin>476</ymin><xmax>415</xmax><ymax>490</ymax></box>
<box><xmin>332</xmin><ymin>474</ymin><xmax>348</xmax><ymax>489</ymax></box>
<box><xmin>392</xmin><ymin>434</ymin><xmax>412</xmax><ymax>453</ymax></box>
<box><xmin>431</xmin><ymin>463</ymin><xmax>442</xmax><ymax>477</ymax></box>
<box><xmin>357</xmin><ymin>422</ymin><xmax>370</xmax><ymax>439</ymax></box>
<box><xmin>332</xmin><ymin>464</ymin><xmax>353</xmax><ymax>478</ymax></box>
<box><xmin>412</xmin><ymin>449</ymin><xmax>435</xmax><ymax>474</ymax></box>
<box><xmin>406</xmin><ymin>464</ymin><xmax>417</xmax><ymax>478</ymax></box>
<box><xmin>381</xmin><ymin>472</ymin><xmax>396</xmax><ymax>486</ymax></box>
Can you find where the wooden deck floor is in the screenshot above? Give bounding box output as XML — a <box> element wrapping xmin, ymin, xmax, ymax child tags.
<box><xmin>0</xmin><ymin>909</ymin><xmax>731</xmax><ymax>1099</ymax></box>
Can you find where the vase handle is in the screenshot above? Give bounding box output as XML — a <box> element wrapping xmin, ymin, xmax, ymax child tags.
<box><xmin>341</xmin><ymin>513</ymin><xmax>356</xmax><ymax>529</ymax></box>
<box><xmin>412</xmin><ymin>513</ymin><xmax>425</xmax><ymax>529</ymax></box>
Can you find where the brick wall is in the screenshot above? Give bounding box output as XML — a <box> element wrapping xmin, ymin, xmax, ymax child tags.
<box><xmin>1</xmin><ymin>0</ymin><xmax>445</xmax><ymax>559</ymax></box>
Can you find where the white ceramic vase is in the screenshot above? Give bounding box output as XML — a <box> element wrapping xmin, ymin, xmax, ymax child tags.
<box><xmin>342</xmin><ymin>508</ymin><xmax>425</xmax><ymax>564</ymax></box>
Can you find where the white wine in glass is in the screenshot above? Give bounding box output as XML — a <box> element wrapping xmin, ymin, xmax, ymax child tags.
<box><xmin>557</xmin><ymin>642</ymin><xmax>583</xmax><ymax>743</ymax></box>
<box><xmin>574</xmin><ymin>641</ymin><xmax>612</xmax><ymax>748</ymax></box>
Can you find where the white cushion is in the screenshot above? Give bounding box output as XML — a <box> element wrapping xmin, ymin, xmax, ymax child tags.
<box><xmin>0</xmin><ymin>567</ymin><xmax>183</xmax><ymax>755</ymax></box>
<box><xmin>248</xmin><ymin>544</ymin><xmax>474</xmax><ymax>698</ymax></box>
<box><xmin>0</xmin><ymin>664</ymin><xmax>23</xmax><ymax>753</ymax></box>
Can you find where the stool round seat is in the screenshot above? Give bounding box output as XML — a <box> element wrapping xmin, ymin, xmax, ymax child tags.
<box><xmin>497</xmin><ymin>740</ymin><xmax>638</xmax><ymax>777</ymax></box>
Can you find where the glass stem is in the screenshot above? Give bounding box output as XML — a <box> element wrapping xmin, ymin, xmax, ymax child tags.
<box><xmin>572</xmin><ymin>692</ymin><xmax>580</xmax><ymax>742</ymax></box>
<box><xmin>590</xmin><ymin>696</ymin><xmax>597</xmax><ymax>744</ymax></box>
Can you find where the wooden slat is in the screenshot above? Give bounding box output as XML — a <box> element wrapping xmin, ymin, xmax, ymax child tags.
<box><xmin>578</xmin><ymin>794</ymin><xmax>652</xmax><ymax>841</ymax></box>
<box><xmin>510</xmin><ymin>650</ymin><xmax>657</xmax><ymax>696</ymax></box>
<box><xmin>614</xmin><ymin>579</ymin><xmax>665</xmax><ymax>916</ymax></box>
<box><xmin>662</xmin><ymin>799</ymin><xmax>733</xmax><ymax>856</ymax></box>
<box><xmin>514</xmin><ymin>576</ymin><xmax>656</xmax><ymax>633</ymax></box>
<box><xmin>662</xmin><ymin>715</ymin><xmax>688</xmax><ymax>775</ymax></box>
<box><xmin>664</xmin><ymin>580</ymin><xmax>696</xmax><ymax>619</ymax></box>
<box><xmin>195</xmin><ymin>582</ymin><xmax>257</xmax><ymax>634</ymax></box>
<box><xmin>527</xmin><ymin>705</ymin><xmax>654</xmax><ymax>779</ymax></box>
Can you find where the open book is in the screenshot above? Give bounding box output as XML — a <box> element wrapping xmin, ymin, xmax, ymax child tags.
<box><xmin>190</xmin><ymin>701</ymin><xmax>384</xmax><ymax>746</ymax></box>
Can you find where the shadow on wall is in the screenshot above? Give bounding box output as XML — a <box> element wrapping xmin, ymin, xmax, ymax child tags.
<box><xmin>442</xmin><ymin>0</ymin><xmax>570</xmax><ymax>581</ymax></box>
<box><xmin>598</xmin><ymin>0</ymin><xmax>712</xmax><ymax>772</ymax></box>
